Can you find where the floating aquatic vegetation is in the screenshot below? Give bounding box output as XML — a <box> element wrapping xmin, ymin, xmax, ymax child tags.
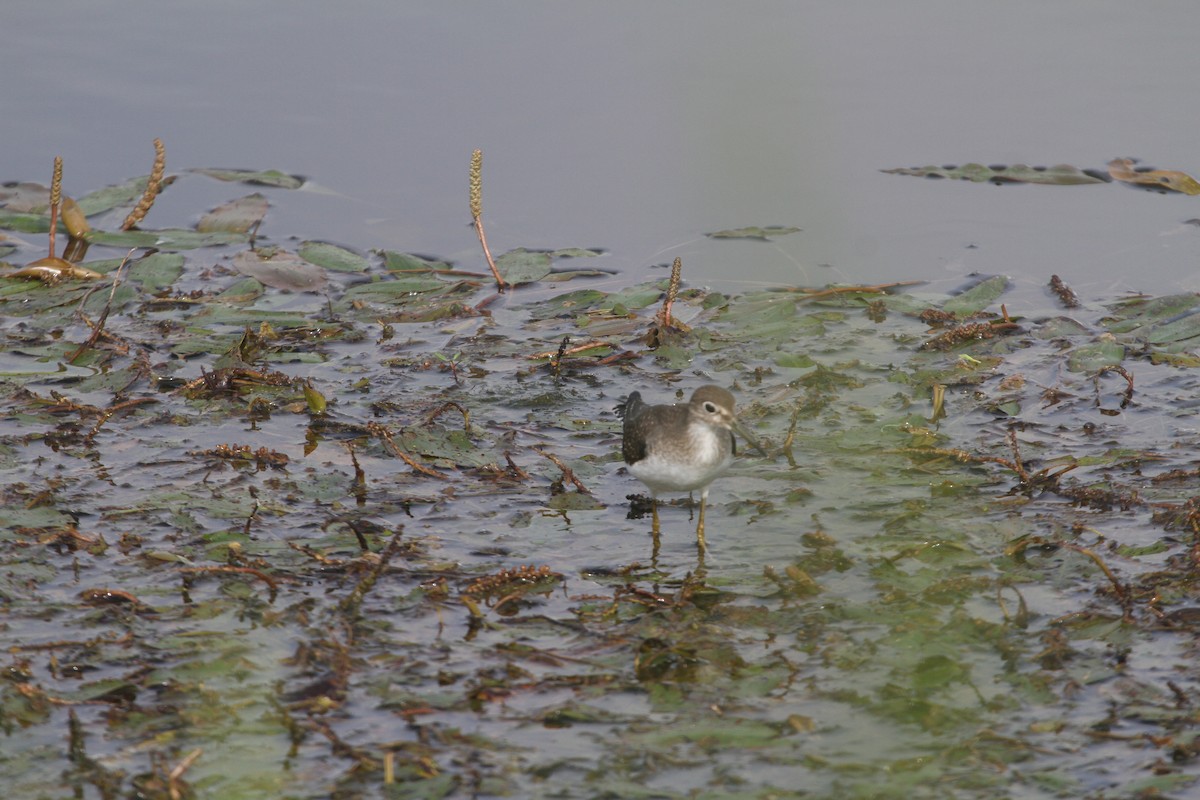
<box><xmin>3</xmin><ymin>148</ymin><xmax>1200</xmax><ymax>799</ymax></box>
<box><xmin>884</xmin><ymin>157</ymin><xmax>1200</xmax><ymax>195</ymax></box>
<box><xmin>705</xmin><ymin>224</ymin><xmax>802</xmax><ymax>240</ymax></box>
<box><xmin>188</xmin><ymin>166</ymin><xmax>306</xmax><ymax>189</ymax></box>
<box><xmin>882</xmin><ymin>162</ymin><xmax>1110</xmax><ymax>185</ymax></box>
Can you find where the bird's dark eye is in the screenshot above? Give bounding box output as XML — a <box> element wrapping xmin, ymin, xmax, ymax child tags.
<box><xmin>704</xmin><ymin>402</ymin><xmax>717</xmax><ymax>413</ymax></box>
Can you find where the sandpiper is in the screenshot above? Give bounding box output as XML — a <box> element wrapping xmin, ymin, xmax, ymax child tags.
<box><xmin>617</xmin><ymin>385</ymin><xmax>762</xmax><ymax>552</ymax></box>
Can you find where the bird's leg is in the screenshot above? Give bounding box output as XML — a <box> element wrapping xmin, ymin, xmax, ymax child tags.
<box><xmin>695</xmin><ymin>495</ymin><xmax>708</xmax><ymax>555</ymax></box>
<box><xmin>650</xmin><ymin>499</ymin><xmax>661</xmax><ymax>565</ymax></box>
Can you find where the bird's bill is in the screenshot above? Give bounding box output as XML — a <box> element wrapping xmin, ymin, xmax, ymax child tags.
<box><xmin>732</xmin><ymin>419</ymin><xmax>769</xmax><ymax>457</ymax></box>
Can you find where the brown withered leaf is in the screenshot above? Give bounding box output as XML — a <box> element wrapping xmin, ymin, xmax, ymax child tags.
<box><xmin>6</xmin><ymin>256</ymin><xmax>103</xmax><ymax>282</ymax></box>
<box><xmin>0</xmin><ymin>181</ymin><xmax>52</xmax><ymax>212</ymax></box>
<box><xmin>232</xmin><ymin>247</ymin><xmax>327</xmax><ymax>292</ymax></box>
<box><xmin>1107</xmin><ymin>158</ymin><xmax>1200</xmax><ymax>195</ymax></box>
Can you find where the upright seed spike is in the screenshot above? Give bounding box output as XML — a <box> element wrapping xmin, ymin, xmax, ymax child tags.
<box><xmin>469</xmin><ymin>149</ymin><xmax>483</xmax><ymax>221</ymax></box>
<box><xmin>121</xmin><ymin>138</ymin><xmax>166</xmax><ymax>230</ymax></box>
<box><xmin>48</xmin><ymin>156</ymin><xmax>63</xmax><ymax>257</ymax></box>
<box><xmin>654</xmin><ymin>257</ymin><xmax>683</xmax><ymax>330</ymax></box>
<box><xmin>469</xmin><ymin>148</ymin><xmax>506</xmax><ymax>292</ymax></box>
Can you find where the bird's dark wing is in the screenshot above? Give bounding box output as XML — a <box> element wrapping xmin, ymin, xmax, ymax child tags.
<box><xmin>613</xmin><ymin>394</ymin><xmax>633</xmax><ymax>419</ymax></box>
<box><xmin>729</xmin><ymin>429</ymin><xmax>737</xmax><ymax>457</ymax></box>
<box><xmin>620</xmin><ymin>392</ymin><xmax>647</xmax><ymax>464</ymax></box>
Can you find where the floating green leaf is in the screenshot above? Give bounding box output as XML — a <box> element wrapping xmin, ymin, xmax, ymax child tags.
<box><xmin>0</xmin><ymin>211</ymin><xmax>52</xmax><ymax>233</ymax></box>
<box><xmin>1144</xmin><ymin>311</ymin><xmax>1200</xmax><ymax>344</ymax></box>
<box><xmin>541</xmin><ymin>269</ymin><xmax>611</xmax><ymax>283</ymax></box>
<box><xmin>87</xmin><ymin>228</ymin><xmax>248</xmax><ymax>249</ymax></box>
<box><xmin>911</xmin><ymin>654</ymin><xmax>970</xmax><ymax>693</ymax></box>
<box><xmin>548</xmin><ymin>492</ymin><xmax>606</xmax><ymax>511</ymax></box>
<box><xmin>706</xmin><ymin>225</ymin><xmax>802</xmax><ymax>240</ymax></box>
<box><xmin>548</xmin><ymin>247</ymin><xmax>604</xmax><ymax>259</ymax></box>
<box><xmin>340</xmin><ymin>275</ymin><xmax>457</xmax><ymax>303</ymax></box>
<box><xmin>190</xmin><ymin>168</ymin><xmax>305</xmax><ymax>189</ymax></box>
<box><xmin>1104</xmin><ymin>294</ymin><xmax>1200</xmax><ymax>335</ymax></box>
<box><xmin>527</xmin><ymin>288</ymin><xmax>608</xmax><ymax>320</ymax></box>
<box><xmin>298</xmin><ymin>240</ymin><xmax>371</xmax><ymax>273</ymax></box>
<box><xmin>942</xmin><ymin>275</ymin><xmax>1009</xmax><ymax>315</ymax></box>
<box><xmin>0</xmin><ymin>506</ymin><xmax>74</xmax><ymax>529</ymax></box>
<box><xmin>381</xmin><ymin>250</ymin><xmax>452</xmax><ymax>272</ymax></box>
<box><xmin>198</xmin><ymin>193</ymin><xmax>270</xmax><ymax>233</ymax></box>
<box><xmin>775</xmin><ymin>352</ymin><xmax>816</xmax><ymax>368</ymax></box>
<box><xmin>882</xmin><ymin>163</ymin><xmax>1108</xmax><ymax>185</ymax></box>
<box><xmin>127</xmin><ymin>252</ymin><xmax>185</xmax><ymax>292</ymax></box>
<box><xmin>717</xmin><ymin>295</ymin><xmax>800</xmax><ymax>343</ymax></box>
<box><xmin>1066</xmin><ymin>339</ymin><xmax>1125</xmax><ymax>372</ymax></box>
<box><xmin>398</xmin><ymin>427</ymin><xmax>491</xmax><ymax>467</ymax></box>
<box><xmin>599</xmin><ymin>281</ymin><xmax>667</xmax><ymax>311</ymax></box>
<box><xmin>496</xmin><ymin>248</ymin><xmax>553</xmax><ymax>285</ymax></box>
<box><xmin>187</xmin><ymin>306</ymin><xmax>321</xmax><ymax>329</ymax></box>
<box><xmin>76</xmin><ymin>174</ymin><xmax>177</xmax><ymax>216</ymax></box>
<box><xmin>214</xmin><ymin>277</ymin><xmax>265</xmax><ymax>304</ymax></box>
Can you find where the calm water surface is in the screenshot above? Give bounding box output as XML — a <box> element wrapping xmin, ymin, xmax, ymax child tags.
<box><xmin>6</xmin><ymin>1</ymin><xmax>1200</xmax><ymax>300</ymax></box>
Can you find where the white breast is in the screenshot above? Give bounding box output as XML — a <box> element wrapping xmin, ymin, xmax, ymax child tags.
<box><xmin>628</xmin><ymin>425</ymin><xmax>732</xmax><ymax>495</ymax></box>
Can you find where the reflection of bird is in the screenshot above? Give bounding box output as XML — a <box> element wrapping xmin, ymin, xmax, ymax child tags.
<box><xmin>617</xmin><ymin>385</ymin><xmax>761</xmax><ymax>552</ymax></box>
